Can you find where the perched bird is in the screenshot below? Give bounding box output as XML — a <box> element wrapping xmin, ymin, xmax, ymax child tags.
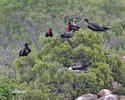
<box><xmin>19</xmin><ymin>43</ymin><xmax>31</xmax><ymax>57</ymax></box>
<box><xmin>84</xmin><ymin>18</ymin><xmax>111</xmax><ymax>32</ymax></box>
<box><xmin>71</xmin><ymin>62</ymin><xmax>91</xmax><ymax>70</ymax></box>
<box><xmin>45</xmin><ymin>28</ymin><xmax>53</xmax><ymax>37</ymax></box>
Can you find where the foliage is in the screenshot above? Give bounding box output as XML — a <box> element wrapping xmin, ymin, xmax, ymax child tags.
<box><xmin>113</xmin><ymin>86</ymin><xmax>125</xmax><ymax>95</ymax></box>
<box><xmin>13</xmin><ymin>29</ymin><xmax>125</xmax><ymax>99</ymax></box>
<box><xmin>14</xmin><ymin>55</ymin><xmax>36</xmax><ymax>83</ymax></box>
<box><xmin>0</xmin><ymin>77</ymin><xmax>16</xmax><ymax>100</ymax></box>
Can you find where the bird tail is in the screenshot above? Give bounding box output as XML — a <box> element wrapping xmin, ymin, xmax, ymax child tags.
<box><xmin>102</xmin><ymin>27</ymin><xmax>111</xmax><ymax>30</ymax></box>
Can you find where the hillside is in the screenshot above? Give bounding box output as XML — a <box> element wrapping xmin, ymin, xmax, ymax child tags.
<box><xmin>0</xmin><ymin>0</ymin><xmax>125</xmax><ymax>99</ymax></box>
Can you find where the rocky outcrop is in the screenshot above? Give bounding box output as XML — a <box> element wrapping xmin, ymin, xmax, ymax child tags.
<box><xmin>76</xmin><ymin>94</ymin><xmax>97</xmax><ymax>100</ymax></box>
<box><xmin>75</xmin><ymin>89</ymin><xmax>125</xmax><ymax>100</ymax></box>
<box><xmin>98</xmin><ymin>89</ymin><xmax>112</xmax><ymax>97</ymax></box>
<box><xmin>98</xmin><ymin>89</ymin><xmax>118</xmax><ymax>100</ymax></box>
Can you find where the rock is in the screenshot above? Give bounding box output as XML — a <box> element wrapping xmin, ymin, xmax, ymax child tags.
<box><xmin>76</xmin><ymin>89</ymin><xmax>125</xmax><ymax>100</ymax></box>
<box><xmin>98</xmin><ymin>89</ymin><xmax>112</xmax><ymax>97</ymax></box>
<box><xmin>119</xmin><ymin>96</ymin><xmax>125</xmax><ymax>100</ymax></box>
<box><xmin>112</xmin><ymin>82</ymin><xmax>121</xmax><ymax>91</ymax></box>
<box><xmin>98</xmin><ymin>89</ymin><xmax>118</xmax><ymax>100</ymax></box>
<box><xmin>75</xmin><ymin>94</ymin><xmax>97</xmax><ymax>100</ymax></box>
<box><xmin>98</xmin><ymin>94</ymin><xmax>118</xmax><ymax>100</ymax></box>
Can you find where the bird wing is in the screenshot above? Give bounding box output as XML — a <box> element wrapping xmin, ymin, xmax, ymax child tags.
<box><xmin>87</xmin><ymin>23</ymin><xmax>99</xmax><ymax>30</ymax></box>
<box><xmin>89</xmin><ymin>23</ymin><xmax>101</xmax><ymax>29</ymax></box>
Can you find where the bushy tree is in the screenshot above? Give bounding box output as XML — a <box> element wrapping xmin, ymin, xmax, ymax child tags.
<box><xmin>14</xmin><ymin>55</ymin><xmax>36</xmax><ymax>83</ymax></box>
<box><xmin>14</xmin><ymin>29</ymin><xmax>125</xmax><ymax>99</ymax></box>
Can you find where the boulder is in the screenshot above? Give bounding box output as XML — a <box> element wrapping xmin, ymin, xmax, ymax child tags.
<box><xmin>98</xmin><ymin>94</ymin><xmax>118</xmax><ymax>100</ymax></box>
<box><xmin>98</xmin><ymin>89</ymin><xmax>112</xmax><ymax>97</ymax></box>
<box><xmin>119</xmin><ymin>96</ymin><xmax>125</xmax><ymax>100</ymax></box>
<box><xmin>75</xmin><ymin>89</ymin><xmax>125</xmax><ymax>100</ymax></box>
<box><xmin>75</xmin><ymin>94</ymin><xmax>97</xmax><ymax>100</ymax></box>
<box><xmin>112</xmin><ymin>82</ymin><xmax>121</xmax><ymax>91</ymax></box>
<box><xmin>98</xmin><ymin>89</ymin><xmax>118</xmax><ymax>100</ymax></box>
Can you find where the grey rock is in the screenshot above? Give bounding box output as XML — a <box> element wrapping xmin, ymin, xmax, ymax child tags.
<box><xmin>76</xmin><ymin>94</ymin><xmax>97</xmax><ymax>100</ymax></box>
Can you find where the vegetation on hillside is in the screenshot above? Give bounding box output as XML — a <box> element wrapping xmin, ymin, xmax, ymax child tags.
<box><xmin>0</xmin><ymin>77</ymin><xmax>16</xmax><ymax>100</ymax></box>
<box><xmin>0</xmin><ymin>0</ymin><xmax>125</xmax><ymax>99</ymax></box>
<box><xmin>13</xmin><ymin>30</ymin><xmax>125</xmax><ymax>99</ymax></box>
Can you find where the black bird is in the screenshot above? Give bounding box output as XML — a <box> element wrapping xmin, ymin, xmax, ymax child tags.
<box><xmin>84</xmin><ymin>18</ymin><xmax>111</xmax><ymax>32</ymax></box>
<box><xmin>19</xmin><ymin>43</ymin><xmax>31</xmax><ymax>57</ymax></box>
<box><xmin>70</xmin><ymin>25</ymin><xmax>80</xmax><ymax>32</ymax></box>
<box><xmin>72</xmin><ymin>62</ymin><xmax>92</xmax><ymax>70</ymax></box>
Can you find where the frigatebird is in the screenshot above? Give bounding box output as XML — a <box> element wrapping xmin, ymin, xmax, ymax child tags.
<box><xmin>84</xmin><ymin>18</ymin><xmax>111</xmax><ymax>32</ymax></box>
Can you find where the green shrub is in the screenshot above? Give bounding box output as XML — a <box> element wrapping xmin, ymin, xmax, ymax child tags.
<box><xmin>13</xmin><ymin>55</ymin><xmax>36</xmax><ymax>83</ymax></box>
<box><xmin>0</xmin><ymin>77</ymin><xmax>16</xmax><ymax>100</ymax></box>
<box><xmin>13</xmin><ymin>29</ymin><xmax>125</xmax><ymax>99</ymax></box>
<box><xmin>113</xmin><ymin>86</ymin><xmax>125</xmax><ymax>95</ymax></box>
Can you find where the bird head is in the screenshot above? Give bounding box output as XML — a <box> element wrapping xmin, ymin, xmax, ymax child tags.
<box><xmin>68</xmin><ymin>22</ymin><xmax>71</xmax><ymax>25</ymax></box>
<box><xmin>25</xmin><ymin>43</ymin><xmax>29</xmax><ymax>48</ymax></box>
<box><xmin>84</xmin><ymin>18</ymin><xmax>89</xmax><ymax>23</ymax></box>
<box><xmin>49</xmin><ymin>28</ymin><xmax>52</xmax><ymax>31</ymax></box>
<box><xmin>73</xmin><ymin>19</ymin><xmax>77</xmax><ymax>22</ymax></box>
